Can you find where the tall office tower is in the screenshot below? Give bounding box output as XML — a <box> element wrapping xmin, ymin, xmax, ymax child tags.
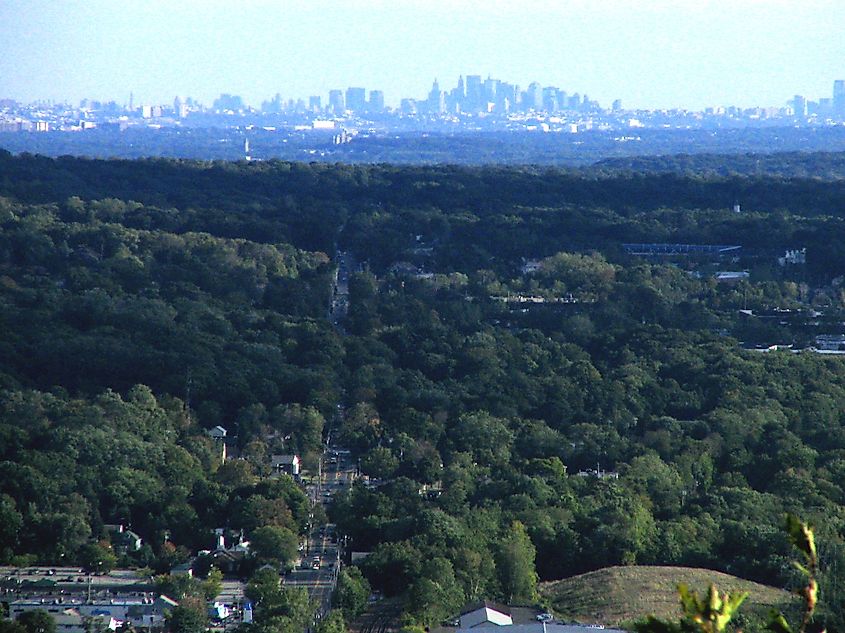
<box><xmin>483</xmin><ymin>77</ymin><xmax>499</xmax><ymax>106</ymax></box>
<box><xmin>129</xmin><ymin>92</ymin><xmax>134</xmax><ymax>112</ymax></box>
<box><xmin>496</xmin><ymin>83</ymin><xmax>518</xmax><ymax>113</ymax></box>
<box><xmin>792</xmin><ymin>95</ymin><xmax>806</xmax><ymax>117</ymax></box>
<box><xmin>309</xmin><ymin>95</ymin><xmax>322</xmax><ymax>112</ymax></box>
<box><xmin>465</xmin><ymin>75</ymin><xmax>482</xmax><ymax>111</ymax></box>
<box><xmin>818</xmin><ymin>97</ymin><xmax>832</xmax><ymax>114</ymax></box>
<box><xmin>834</xmin><ymin>80</ymin><xmax>845</xmax><ymax>115</ymax></box>
<box><xmin>525</xmin><ymin>82</ymin><xmax>543</xmax><ymax>111</ymax></box>
<box><xmin>428</xmin><ymin>78</ymin><xmax>445</xmax><ymax>113</ymax></box>
<box><xmin>328</xmin><ymin>89</ymin><xmax>345</xmax><ymax>114</ymax></box>
<box><xmin>612</xmin><ymin>99</ymin><xmax>622</xmax><ymax>112</ymax></box>
<box><xmin>542</xmin><ymin>87</ymin><xmax>560</xmax><ymax>112</ymax></box>
<box><xmin>346</xmin><ymin>87</ymin><xmax>367</xmax><ymax>113</ymax></box>
<box><xmin>446</xmin><ymin>87</ymin><xmax>462</xmax><ymax>113</ymax></box>
<box><xmin>369</xmin><ymin>90</ymin><xmax>385</xmax><ymax>112</ymax></box>
<box><xmin>174</xmin><ymin>96</ymin><xmax>189</xmax><ymax>118</ymax></box>
<box><xmin>557</xmin><ymin>90</ymin><xmax>567</xmax><ymax>110</ymax></box>
<box><xmin>567</xmin><ymin>93</ymin><xmax>581</xmax><ymax>110</ymax></box>
<box><xmin>448</xmin><ymin>76</ymin><xmax>466</xmax><ymax>113</ymax></box>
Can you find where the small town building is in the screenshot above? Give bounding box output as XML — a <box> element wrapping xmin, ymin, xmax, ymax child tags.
<box><xmin>10</xmin><ymin>595</ymin><xmax>178</xmax><ymax>633</ymax></box>
<box><xmin>459</xmin><ymin>601</ymin><xmax>513</xmax><ymax>628</ymax></box>
<box><xmin>271</xmin><ymin>454</ymin><xmax>301</xmax><ymax>477</ymax></box>
<box><xmin>207</xmin><ymin>426</ymin><xmax>228</xmax><ymax>462</ymax></box>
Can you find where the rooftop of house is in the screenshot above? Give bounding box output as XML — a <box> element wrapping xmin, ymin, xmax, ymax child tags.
<box><xmin>271</xmin><ymin>454</ymin><xmax>300</xmax><ymax>464</ymax></box>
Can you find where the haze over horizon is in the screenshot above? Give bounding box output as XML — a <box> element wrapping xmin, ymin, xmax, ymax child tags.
<box><xmin>1</xmin><ymin>0</ymin><xmax>843</xmax><ymax>111</ymax></box>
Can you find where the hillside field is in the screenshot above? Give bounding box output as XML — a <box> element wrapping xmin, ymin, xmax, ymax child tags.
<box><xmin>540</xmin><ymin>566</ymin><xmax>796</xmax><ymax>626</ymax></box>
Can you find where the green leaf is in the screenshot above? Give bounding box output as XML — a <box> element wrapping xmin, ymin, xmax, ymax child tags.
<box><xmin>766</xmin><ymin>610</ymin><xmax>793</xmax><ymax>633</ymax></box>
<box><xmin>678</xmin><ymin>584</ymin><xmax>700</xmax><ymax>615</ymax></box>
<box><xmin>725</xmin><ymin>591</ymin><xmax>748</xmax><ymax>614</ymax></box>
<box><xmin>785</xmin><ymin>514</ymin><xmax>816</xmax><ymax>561</ymax></box>
<box><xmin>707</xmin><ymin>584</ymin><xmax>722</xmax><ymax>613</ymax></box>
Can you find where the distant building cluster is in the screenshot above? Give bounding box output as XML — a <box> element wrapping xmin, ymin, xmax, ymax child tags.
<box><xmin>2</xmin><ymin>77</ymin><xmax>845</xmax><ymax>136</ymax></box>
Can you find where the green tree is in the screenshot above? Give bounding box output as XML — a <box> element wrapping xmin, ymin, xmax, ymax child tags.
<box><xmin>359</xmin><ymin>447</ymin><xmax>399</xmax><ymax>480</ymax></box>
<box><xmin>0</xmin><ymin>621</ymin><xmax>26</xmax><ymax>633</ymax></box>
<box><xmin>245</xmin><ymin>568</ymin><xmax>283</xmax><ymax>614</ymax></box>
<box><xmin>78</xmin><ymin>542</ymin><xmax>118</xmax><ymax>574</ymax></box>
<box><xmin>201</xmin><ymin>567</ymin><xmax>223</xmax><ymax>601</ymax></box>
<box><xmin>0</xmin><ymin>494</ymin><xmax>23</xmax><ymax>555</ymax></box>
<box><xmin>154</xmin><ymin>574</ymin><xmax>201</xmax><ymax>601</ymax></box>
<box><xmin>166</xmin><ymin>597</ymin><xmax>208</xmax><ymax>633</ymax></box>
<box><xmin>497</xmin><ymin>521</ymin><xmax>538</xmax><ymax>603</ymax></box>
<box><xmin>333</xmin><ymin>567</ymin><xmax>371</xmax><ymax>617</ymax></box>
<box><xmin>316</xmin><ymin>611</ymin><xmax>346</xmax><ymax>633</ymax></box>
<box><xmin>17</xmin><ymin>611</ymin><xmax>55</xmax><ymax>633</ymax></box>
<box><xmin>250</xmin><ymin>526</ymin><xmax>299</xmax><ymax>566</ymax></box>
<box><xmin>409</xmin><ymin>558</ymin><xmax>465</xmax><ymax>627</ymax></box>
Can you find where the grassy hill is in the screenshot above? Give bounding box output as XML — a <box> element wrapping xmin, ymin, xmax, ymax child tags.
<box><xmin>539</xmin><ymin>566</ymin><xmax>797</xmax><ymax>627</ymax></box>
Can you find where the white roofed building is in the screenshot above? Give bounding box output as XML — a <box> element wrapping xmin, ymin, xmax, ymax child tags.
<box><xmin>459</xmin><ymin>601</ymin><xmax>513</xmax><ymax>628</ymax></box>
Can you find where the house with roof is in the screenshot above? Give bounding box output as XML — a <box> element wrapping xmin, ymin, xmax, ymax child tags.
<box><xmin>103</xmin><ymin>524</ymin><xmax>142</xmax><ymax>552</ymax></box>
<box><xmin>171</xmin><ymin>561</ymin><xmax>194</xmax><ymax>577</ymax></box>
<box><xmin>449</xmin><ymin>602</ymin><xmax>628</xmax><ymax>633</ymax></box>
<box><xmin>207</xmin><ymin>426</ymin><xmax>228</xmax><ymax>462</ymax></box>
<box><xmin>209</xmin><ymin>547</ymin><xmax>247</xmax><ymax>576</ymax></box>
<box><xmin>271</xmin><ymin>454</ymin><xmax>301</xmax><ymax>478</ymax></box>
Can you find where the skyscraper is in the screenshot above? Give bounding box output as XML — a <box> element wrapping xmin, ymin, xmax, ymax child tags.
<box><xmin>346</xmin><ymin>87</ymin><xmax>366</xmax><ymax>113</ymax></box>
<box><xmin>368</xmin><ymin>90</ymin><xmax>385</xmax><ymax>113</ymax></box>
<box><xmin>328</xmin><ymin>89</ymin><xmax>344</xmax><ymax>114</ymax></box>
<box><xmin>792</xmin><ymin>95</ymin><xmax>806</xmax><ymax>117</ymax></box>
<box><xmin>497</xmin><ymin>82</ymin><xmax>518</xmax><ymax>112</ymax></box>
<box><xmin>542</xmin><ymin>87</ymin><xmax>560</xmax><ymax>112</ymax></box>
<box><xmin>525</xmin><ymin>82</ymin><xmax>543</xmax><ymax>111</ymax></box>
<box><xmin>465</xmin><ymin>75</ymin><xmax>482</xmax><ymax>112</ymax></box>
<box><xmin>483</xmin><ymin>77</ymin><xmax>499</xmax><ymax>106</ymax></box>
<box><xmin>834</xmin><ymin>80</ymin><xmax>845</xmax><ymax>115</ymax></box>
<box><xmin>428</xmin><ymin>79</ymin><xmax>445</xmax><ymax>114</ymax></box>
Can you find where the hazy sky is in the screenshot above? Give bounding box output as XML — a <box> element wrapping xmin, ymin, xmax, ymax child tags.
<box><xmin>1</xmin><ymin>0</ymin><xmax>843</xmax><ymax>110</ymax></box>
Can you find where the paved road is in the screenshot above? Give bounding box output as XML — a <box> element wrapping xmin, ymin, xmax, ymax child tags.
<box><xmin>329</xmin><ymin>251</ymin><xmax>351</xmax><ymax>329</ymax></box>
<box><xmin>284</xmin><ymin>448</ymin><xmax>356</xmax><ymax>619</ymax></box>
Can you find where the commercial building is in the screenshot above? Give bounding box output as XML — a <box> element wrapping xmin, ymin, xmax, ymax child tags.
<box><xmin>9</xmin><ymin>595</ymin><xmax>178</xmax><ymax>633</ymax></box>
<box><xmin>345</xmin><ymin>87</ymin><xmax>366</xmax><ymax>113</ymax></box>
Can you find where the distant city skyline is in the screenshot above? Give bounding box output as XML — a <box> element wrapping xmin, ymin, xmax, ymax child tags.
<box><xmin>6</xmin><ymin>73</ymin><xmax>844</xmax><ymax>120</ymax></box>
<box><xmin>1</xmin><ymin>0</ymin><xmax>844</xmax><ymax>110</ymax></box>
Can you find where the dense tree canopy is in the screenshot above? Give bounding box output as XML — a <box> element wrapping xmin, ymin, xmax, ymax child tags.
<box><xmin>4</xmin><ymin>153</ymin><xmax>845</xmax><ymax>628</ymax></box>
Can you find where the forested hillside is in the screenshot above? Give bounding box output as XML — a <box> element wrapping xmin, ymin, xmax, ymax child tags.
<box><xmin>3</xmin><ymin>152</ymin><xmax>845</xmax><ymax>629</ymax></box>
